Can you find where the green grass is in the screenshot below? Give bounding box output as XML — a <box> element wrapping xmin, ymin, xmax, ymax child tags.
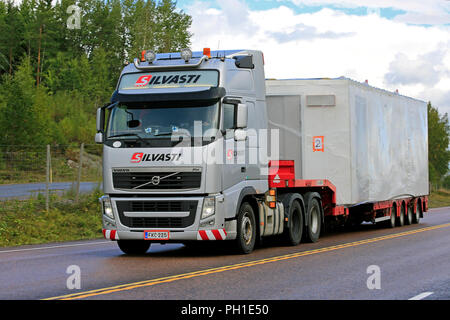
<box><xmin>428</xmin><ymin>189</ymin><xmax>450</xmax><ymax>209</ymax></box>
<box><xmin>0</xmin><ymin>189</ymin><xmax>103</xmax><ymax>247</ymax></box>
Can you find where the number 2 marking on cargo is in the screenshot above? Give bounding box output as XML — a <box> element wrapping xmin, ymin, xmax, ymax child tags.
<box><xmin>313</xmin><ymin>136</ymin><xmax>324</xmax><ymax>152</ymax></box>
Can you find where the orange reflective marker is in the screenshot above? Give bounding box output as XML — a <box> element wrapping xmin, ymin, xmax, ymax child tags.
<box><xmin>313</xmin><ymin>136</ymin><xmax>324</xmax><ymax>152</ymax></box>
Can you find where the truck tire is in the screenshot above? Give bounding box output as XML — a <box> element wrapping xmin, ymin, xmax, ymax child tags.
<box><xmin>235</xmin><ymin>202</ymin><xmax>256</xmax><ymax>254</ymax></box>
<box><xmin>413</xmin><ymin>200</ymin><xmax>421</xmax><ymax>224</ymax></box>
<box><xmin>405</xmin><ymin>204</ymin><xmax>413</xmax><ymax>225</ymax></box>
<box><xmin>304</xmin><ymin>196</ymin><xmax>322</xmax><ymax>243</ymax></box>
<box><xmin>388</xmin><ymin>205</ymin><xmax>396</xmax><ymax>228</ymax></box>
<box><xmin>117</xmin><ymin>240</ymin><xmax>151</xmax><ymax>255</ymax></box>
<box><xmin>284</xmin><ymin>200</ymin><xmax>304</xmax><ymax>246</ymax></box>
<box><xmin>397</xmin><ymin>203</ymin><xmax>405</xmax><ymax>227</ymax></box>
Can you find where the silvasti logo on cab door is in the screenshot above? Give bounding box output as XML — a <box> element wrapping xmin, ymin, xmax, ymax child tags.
<box><xmin>131</xmin><ymin>152</ymin><xmax>182</xmax><ymax>163</ymax></box>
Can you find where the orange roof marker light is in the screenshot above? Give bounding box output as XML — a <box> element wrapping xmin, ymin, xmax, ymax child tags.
<box><xmin>141</xmin><ymin>50</ymin><xmax>146</xmax><ymax>62</ymax></box>
<box><xmin>203</xmin><ymin>48</ymin><xmax>211</xmax><ymax>58</ymax></box>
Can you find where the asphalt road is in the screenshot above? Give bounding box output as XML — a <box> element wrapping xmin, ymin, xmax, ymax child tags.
<box><xmin>0</xmin><ymin>207</ymin><xmax>449</xmax><ymax>300</ymax></box>
<box><xmin>0</xmin><ymin>182</ymin><xmax>101</xmax><ymax>199</ymax></box>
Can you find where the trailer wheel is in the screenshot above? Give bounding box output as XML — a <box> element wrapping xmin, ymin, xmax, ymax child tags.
<box><xmin>413</xmin><ymin>200</ymin><xmax>421</xmax><ymax>224</ymax></box>
<box><xmin>388</xmin><ymin>205</ymin><xmax>396</xmax><ymax>228</ymax></box>
<box><xmin>405</xmin><ymin>204</ymin><xmax>413</xmax><ymax>225</ymax></box>
<box><xmin>397</xmin><ymin>203</ymin><xmax>405</xmax><ymax>227</ymax></box>
<box><xmin>235</xmin><ymin>202</ymin><xmax>256</xmax><ymax>254</ymax></box>
<box><xmin>284</xmin><ymin>200</ymin><xmax>304</xmax><ymax>246</ymax></box>
<box><xmin>117</xmin><ymin>240</ymin><xmax>151</xmax><ymax>255</ymax></box>
<box><xmin>304</xmin><ymin>197</ymin><xmax>322</xmax><ymax>243</ymax></box>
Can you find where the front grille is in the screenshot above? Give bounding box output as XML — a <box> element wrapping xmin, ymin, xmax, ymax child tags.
<box><xmin>116</xmin><ymin>200</ymin><xmax>198</xmax><ymax>228</ymax></box>
<box><xmin>113</xmin><ymin>171</ymin><xmax>201</xmax><ymax>190</ymax></box>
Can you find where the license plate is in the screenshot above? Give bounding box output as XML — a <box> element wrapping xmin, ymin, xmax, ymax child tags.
<box><xmin>144</xmin><ymin>230</ymin><xmax>170</xmax><ymax>240</ymax></box>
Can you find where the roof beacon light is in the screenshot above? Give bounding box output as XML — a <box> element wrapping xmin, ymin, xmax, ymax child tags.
<box><xmin>144</xmin><ymin>50</ymin><xmax>157</xmax><ymax>64</ymax></box>
<box><xmin>180</xmin><ymin>48</ymin><xmax>193</xmax><ymax>63</ymax></box>
<box><xmin>203</xmin><ymin>48</ymin><xmax>211</xmax><ymax>58</ymax></box>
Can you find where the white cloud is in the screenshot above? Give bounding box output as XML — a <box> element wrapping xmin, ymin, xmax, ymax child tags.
<box><xmin>286</xmin><ymin>0</ymin><xmax>450</xmax><ymax>24</ymax></box>
<box><xmin>269</xmin><ymin>23</ymin><xmax>355</xmax><ymax>42</ymax></box>
<box><xmin>186</xmin><ymin>1</ymin><xmax>450</xmax><ymax>113</ymax></box>
<box><xmin>395</xmin><ymin>11</ymin><xmax>450</xmax><ymax>25</ymax></box>
<box><xmin>385</xmin><ymin>46</ymin><xmax>449</xmax><ymax>86</ymax></box>
<box><xmin>421</xmin><ymin>82</ymin><xmax>450</xmax><ymax>115</ymax></box>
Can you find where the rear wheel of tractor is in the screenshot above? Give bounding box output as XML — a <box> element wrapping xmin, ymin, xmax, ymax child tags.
<box><xmin>405</xmin><ymin>204</ymin><xmax>413</xmax><ymax>225</ymax></box>
<box><xmin>284</xmin><ymin>200</ymin><xmax>304</xmax><ymax>246</ymax></box>
<box><xmin>304</xmin><ymin>197</ymin><xmax>322</xmax><ymax>243</ymax></box>
<box><xmin>397</xmin><ymin>203</ymin><xmax>405</xmax><ymax>227</ymax></box>
<box><xmin>413</xmin><ymin>201</ymin><xmax>421</xmax><ymax>224</ymax></box>
<box><xmin>117</xmin><ymin>240</ymin><xmax>151</xmax><ymax>255</ymax></box>
<box><xmin>235</xmin><ymin>202</ymin><xmax>256</xmax><ymax>254</ymax></box>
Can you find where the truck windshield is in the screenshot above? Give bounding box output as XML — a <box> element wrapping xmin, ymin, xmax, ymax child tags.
<box><xmin>106</xmin><ymin>102</ymin><xmax>220</xmax><ymax>143</ymax></box>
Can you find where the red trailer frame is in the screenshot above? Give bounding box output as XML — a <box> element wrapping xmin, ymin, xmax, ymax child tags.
<box><xmin>268</xmin><ymin>160</ymin><xmax>428</xmax><ymax>223</ymax></box>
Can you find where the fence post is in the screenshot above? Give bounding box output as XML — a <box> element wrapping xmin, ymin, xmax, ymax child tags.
<box><xmin>45</xmin><ymin>144</ymin><xmax>50</xmax><ymax>211</ymax></box>
<box><xmin>50</xmin><ymin>152</ymin><xmax>53</xmax><ymax>184</ymax></box>
<box><xmin>75</xmin><ymin>143</ymin><xmax>84</xmax><ymax>202</ymax></box>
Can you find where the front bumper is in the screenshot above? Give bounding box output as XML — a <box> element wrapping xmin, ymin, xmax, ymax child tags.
<box><xmin>103</xmin><ymin>228</ymin><xmax>229</xmax><ymax>241</ymax></box>
<box><xmin>101</xmin><ymin>195</ymin><xmax>237</xmax><ymax>241</ymax></box>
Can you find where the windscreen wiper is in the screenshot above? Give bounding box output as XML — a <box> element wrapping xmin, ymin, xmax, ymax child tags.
<box><xmin>151</xmin><ymin>132</ymin><xmax>174</xmax><ymax>137</ymax></box>
<box><xmin>108</xmin><ymin>133</ymin><xmax>148</xmax><ymax>145</ymax></box>
<box><xmin>152</xmin><ymin>132</ymin><xmax>192</xmax><ymax>138</ymax></box>
<box><xmin>109</xmin><ymin>133</ymin><xmax>145</xmax><ymax>139</ymax></box>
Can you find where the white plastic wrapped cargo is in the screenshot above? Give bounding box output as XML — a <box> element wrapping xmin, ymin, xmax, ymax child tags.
<box><xmin>265</xmin><ymin>78</ymin><xmax>428</xmax><ymax>206</ymax></box>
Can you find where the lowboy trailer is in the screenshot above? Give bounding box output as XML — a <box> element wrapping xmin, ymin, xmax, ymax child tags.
<box><xmin>96</xmin><ymin>49</ymin><xmax>428</xmax><ymax>254</ymax></box>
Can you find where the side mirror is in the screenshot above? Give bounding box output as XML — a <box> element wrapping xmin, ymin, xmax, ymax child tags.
<box><xmin>95</xmin><ymin>132</ymin><xmax>103</xmax><ymax>144</ymax></box>
<box><xmin>236</xmin><ymin>103</ymin><xmax>248</xmax><ymax>128</ymax></box>
<box><xmin>234</xmin><ymin>129</ymin><xmax>247</xmax><ymax>141</ymax></box>
<box><xmin>96</xmin><ymin>107</ymin><xmax>105</xmax><ymax>133</ymax></box>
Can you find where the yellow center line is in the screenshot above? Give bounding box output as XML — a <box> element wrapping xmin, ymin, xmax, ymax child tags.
<box><xmin>43</xmin><ymin>223</ymin><xmax>450</xmax><ymax>300</ymax></box>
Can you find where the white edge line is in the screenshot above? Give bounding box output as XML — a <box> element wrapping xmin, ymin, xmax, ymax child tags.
<box><xmin>408</xmin><ymin>292</ymin><xmax>434</xmax><ymax>300</ymax></box>
<box><xmin>0</xmin><ymin>240</ymin><xmax>113</xmax><ymax>254</ymax></box>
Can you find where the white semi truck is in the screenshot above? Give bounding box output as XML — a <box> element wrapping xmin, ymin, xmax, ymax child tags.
<box><xmin>96</xmin><ymin>48</ymin><xmax>429</xmax><ymax>255</ymax></box>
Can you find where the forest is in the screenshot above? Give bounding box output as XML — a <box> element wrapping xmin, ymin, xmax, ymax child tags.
<box><xmin>0</xmin><ymin>0</ymin><xmax>191</xmax><ymax>146</ymax></box>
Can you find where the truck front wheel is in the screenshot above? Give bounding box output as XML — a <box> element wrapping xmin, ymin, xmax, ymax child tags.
<box><xmin>235</xmin><ymin>202</ymin><xmax>256</xmax><ymax>254</ymax></box>
<box><xmin>117</xmin><ymin>240</ymin><xmax>151</xmax><ymax>255</ymax></box>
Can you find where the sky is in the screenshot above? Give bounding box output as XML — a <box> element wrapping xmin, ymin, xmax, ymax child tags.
<box><xmin>177</xmin><ymin>0</ymin><xmax>450</xmax><ymax>115</ymax></box>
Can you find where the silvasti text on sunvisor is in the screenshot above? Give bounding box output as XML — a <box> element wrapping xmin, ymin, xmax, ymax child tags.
<box><xmin>118</xmin><ymin>70</ymin><xmax>219</xmax><ymax>90</ymax></box>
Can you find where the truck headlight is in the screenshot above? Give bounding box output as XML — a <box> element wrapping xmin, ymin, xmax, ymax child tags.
<box><xmin>100</xmin><ymin>196</ymin><xmax>114</xmax><ymax>220</ymax></box>
<box><xmin>201</xmin><ymin>197</ymin><xmax>215</xmax><ymax>220</ymax></box>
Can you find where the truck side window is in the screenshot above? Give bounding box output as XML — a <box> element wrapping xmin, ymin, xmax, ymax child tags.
<box><xmin>223</xmin><ymin>103</ymin><xmax>235</xmax><ymax>131</ymax></box>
